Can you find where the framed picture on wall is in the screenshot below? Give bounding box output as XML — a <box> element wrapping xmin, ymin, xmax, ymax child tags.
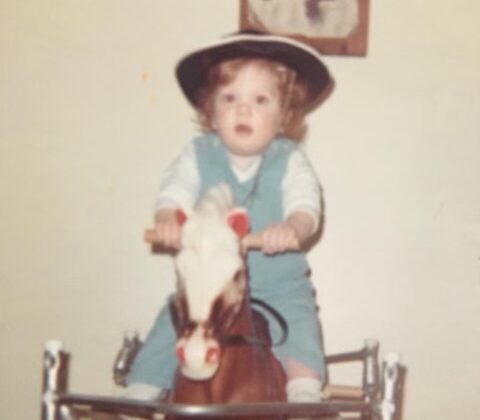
<box><xmin>239</xmin><ymin>0</ymin><xmax>370</xmax><ymax>56</ymax></box>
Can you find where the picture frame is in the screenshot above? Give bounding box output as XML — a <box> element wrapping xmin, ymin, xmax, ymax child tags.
<box><xmin>239</xmin><ymin>0</ymin><xmax>370</xmax><ymax>56</ymax></box>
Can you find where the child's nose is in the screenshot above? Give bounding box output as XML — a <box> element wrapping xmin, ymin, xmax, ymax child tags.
<box><xmin>236</xmin><ymin>101</ymin><xmax>251</xmax><ymax>115</ymax></box>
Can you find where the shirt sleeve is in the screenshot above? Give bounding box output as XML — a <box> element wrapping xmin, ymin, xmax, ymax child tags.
<box><xmin>282</xmin><ymin>148</ymin><xmax>323</xmax><ymax>233</ymax></box>
<box><xmin>154</xmin><ymin>141</ymin><xmax>200</xmax><ymax>213</ymax></box>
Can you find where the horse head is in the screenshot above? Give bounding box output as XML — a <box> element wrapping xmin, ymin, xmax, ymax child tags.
<box><xmin>170</xmin><ymin>184</ymin><xmax>249</xmax><ymax>380</ymax></box>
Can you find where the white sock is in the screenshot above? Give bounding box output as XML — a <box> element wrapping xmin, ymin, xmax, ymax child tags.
<box><xmin>286</xmin><ymin>377</ymin><xmax>323</xmax><ymax>403</ymax></box>
<box><xmin>119</xmin><ymin>383</ymin><xmax>165</xmax><ymax>401</ymax></box>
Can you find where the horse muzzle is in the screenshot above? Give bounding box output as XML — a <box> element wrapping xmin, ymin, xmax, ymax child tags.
<box><xmin>175</xmin><ymin>327</ymin><xmax>221</xmax><ymax>380</ymax></box>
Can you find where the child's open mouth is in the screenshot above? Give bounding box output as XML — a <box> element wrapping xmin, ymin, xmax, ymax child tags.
<box><xmin>235</xmin><ymin>124</ymin><xmax>252</xmax><ymax>136</ymax></box>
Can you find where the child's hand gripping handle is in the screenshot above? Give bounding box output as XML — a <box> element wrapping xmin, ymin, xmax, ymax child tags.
<box><xmin>240</xmin><ymin>232</ymin><xmax>300</xmax><ymax>251</ymax></box>
<box><xmin>144</xmin><ymin>229</ymin><xmax>300</xmax><ymax>251</ymax></box>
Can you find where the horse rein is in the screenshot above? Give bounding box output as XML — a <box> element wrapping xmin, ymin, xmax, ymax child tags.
<box><xmin>220</xmin><ymin>297</ymin><xmax>288</xmax><ymax>349</ymax></box>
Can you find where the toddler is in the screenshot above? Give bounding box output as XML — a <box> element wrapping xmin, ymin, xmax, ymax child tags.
<box><xmin>126</xmin><ymin>31</ymin><xmax>333</xmax><ymax>404</ymax></box>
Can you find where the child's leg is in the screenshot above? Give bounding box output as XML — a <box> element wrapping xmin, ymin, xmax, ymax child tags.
<box><xmin>255</xmin><ymin>281</ymin><xmax>326</xmax><ymax>402</ymax></box>
<box><xmin>124</xmin><ymin>301</ymin><xmax>177</xmax><ymax>399</ymax></box>
<box><xmin>285</xmin><ymin>358</ymin><xmax>323</xmax><ymax>402</ymax></box>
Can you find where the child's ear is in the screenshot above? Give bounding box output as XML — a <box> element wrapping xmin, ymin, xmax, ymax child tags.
<box><xmin>226</xmin><ymin>208</ymin><xmax>249</xmax><ymax>238</ymax></box>
<box><xmin>279</xmin><ymin>109</ymin><xmax>292</xmax><ymax>135</ymax></box>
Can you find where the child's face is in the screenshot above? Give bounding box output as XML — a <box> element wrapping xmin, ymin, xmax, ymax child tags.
<box><xmin>211</xmin><ymin>63</ymin><xmax>283</xmax><ymax>157</ymax></box>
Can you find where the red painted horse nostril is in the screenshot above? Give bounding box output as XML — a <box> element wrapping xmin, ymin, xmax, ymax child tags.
<box><xmin>176</xmin><ymin>346</ymin><xmax>186</xmax><ymax>365</ymax></box>
<box><xmin>205</xmin><ymin>346</ymin><xmax>220</xmax><ymax>364</ymax></box>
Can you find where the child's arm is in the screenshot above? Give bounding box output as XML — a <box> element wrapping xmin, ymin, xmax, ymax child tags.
<box><xmin>154</xmin><ymin>141</ymin><xmax>199</xmax><ymax>212</ymax></box>
<box><xmin>260</xmin><ymin>211</ymin><xmax>315</xmax><ymax>254</ymax></box>
<box><xmin>154</xmin><ymin>208</ymin><xmax>183</xmax><ymax>249</ymax></box>
<box><xmin>282</xmin><ymin>148</ymin><xmax>322</xmax><ymax>232</ymax></box>
<box><xmin>153</xmin><ymin>141</ymin><xmax>199</xmax><ymax>248</ymax></box>
<box><xmin>286</xmin><ymin>211</ymin><xmax>316</xmax><ymax>243</ymax></box>
<box><xmin>261</xmin><ymin>148</ymin><xmax>321</xmax><ymax>254</ymax></box>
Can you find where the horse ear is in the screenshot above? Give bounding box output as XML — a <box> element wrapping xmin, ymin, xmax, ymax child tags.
<box><xmin>226</xmin><ymin>208</ymin><xmax>249</xmax><ymax>238</ymax></box>
<box><xmin>175</xmin><ymin>209</ymin><xmax>188</xmax><ymax>226</ymax></box>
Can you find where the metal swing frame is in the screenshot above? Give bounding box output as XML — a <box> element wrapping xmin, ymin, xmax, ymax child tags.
<box><xmin>41</xmin><ymin>337</ymin><xmax>404</xmax><ymax>420</ymax></box>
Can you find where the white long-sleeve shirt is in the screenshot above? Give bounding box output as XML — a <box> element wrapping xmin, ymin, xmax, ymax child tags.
<box><xmin>154</xmin><ymin>139</ymin><xmax>323</xmax><ymax>231</ymax></box>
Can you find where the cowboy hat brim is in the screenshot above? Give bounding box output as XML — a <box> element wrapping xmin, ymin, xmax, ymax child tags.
<box><xmin>176</xmin><ymin>32</ymin><xmax>333</xmax><ymax>111</ymax></box>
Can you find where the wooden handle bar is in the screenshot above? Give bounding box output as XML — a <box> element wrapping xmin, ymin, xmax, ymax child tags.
<box><xmin>323</xmin><ymin>384</ymin><xmax>365</xmax><ymax>400</ymax></box>
<box><xmin>144</xmin><ymin>229</ymin><xmax>160</xmax><ymax>244</ymax></box>
<box><xmin>144</xmin><ymin>229</ymin><xmax>300</xmax><ymax>251</ymax></box>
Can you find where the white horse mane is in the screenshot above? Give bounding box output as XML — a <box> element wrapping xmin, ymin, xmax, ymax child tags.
<box><xmin>195</xmin><ymin>183</ymin><xmax>236</xmax><ymax>215</ymax></box>
<box><xmin>175</xmin><ymin>184</ymin><xmax>244</xmax><ymax>322</ymax></box>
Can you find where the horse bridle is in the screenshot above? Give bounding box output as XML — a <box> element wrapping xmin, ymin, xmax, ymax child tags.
<box><xmin>169</xmin><ymin>294</ymin><xmax>288</xmax><ymax>350</ymax></box>
<box><xmin>214</xmin><ymin>297</ymin><xmax>288</xmax><ymax>349</ymax></box>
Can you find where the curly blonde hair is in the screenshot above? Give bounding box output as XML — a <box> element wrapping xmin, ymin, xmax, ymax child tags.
<box><xmin>195</xmin><ymin>58</ymin><xmax>310</xmax><ymax>141</ymax></box>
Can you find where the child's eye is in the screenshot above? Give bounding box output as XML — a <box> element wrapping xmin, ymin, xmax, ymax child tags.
<box><xmin>220</xmin><ymin>93</ymin><xmax>235</xmax><ymax>103</ymax></box>
<box><xmin>256</xmin><ymin>95</ymin><xmax>269</xmax><ymax>105</ymax></box>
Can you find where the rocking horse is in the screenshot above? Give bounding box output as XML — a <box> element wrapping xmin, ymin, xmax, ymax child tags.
<box><xmin>150</xmin><ymin>183</ymin><xmax>288</xmax><ymax>411</ymax></box>
<box><xmin>41</xmin><ymin>184</ymin><xmax>405</xmax><ymax>419</ymax></box>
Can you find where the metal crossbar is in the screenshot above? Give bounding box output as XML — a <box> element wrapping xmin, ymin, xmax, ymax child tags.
<box><xmin>58</xmin><ymin>393</ymin><xmax>374</xmax><ymax>418</ymax></box>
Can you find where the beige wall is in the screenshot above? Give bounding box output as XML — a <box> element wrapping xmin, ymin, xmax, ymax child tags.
<box><xmin>1</xmin><ymin>1</ymin><xmax>479</xmax><ymax>418</ymax></box>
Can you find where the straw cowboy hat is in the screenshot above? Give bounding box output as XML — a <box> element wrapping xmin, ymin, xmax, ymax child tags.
<box><xmin>176</xmin><ymin>30</ymin><xmax>333</xmax><ymax>111</ymax></box>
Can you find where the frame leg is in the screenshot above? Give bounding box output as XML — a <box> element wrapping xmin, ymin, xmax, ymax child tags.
<box><xmin>361</xmin><ymin>339</ymin><xmax>379</xmax><ymax>420</ymax></box>
<box><xmin>379</xmin><ymin>353</ymin><xmax>401</xmax><ymax>420</ymax></box>
<box><xmin>112</xmin><ymin>330</ymin><xmax>142</xmax><ymax>387</ymax></box>
<box><xmin>41</xmin><ymin>340</ymin><xmax>69</xmax><ymax>420</ymax></box>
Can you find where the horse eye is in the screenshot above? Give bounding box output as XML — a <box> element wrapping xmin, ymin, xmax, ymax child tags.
<box><xmin>183</xmin><ymin>321</ymin><xmax>197</xmax><ymax>336</ymax></box>
<box><xmin>204</xmin><ymin>326</ymin><xmax>215</xmax><ymax>338</ymax></box>
<box><xmin>169</xmin><ymin>298</ymin><xmax>182</xmax><ymax>335</ymax></box>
